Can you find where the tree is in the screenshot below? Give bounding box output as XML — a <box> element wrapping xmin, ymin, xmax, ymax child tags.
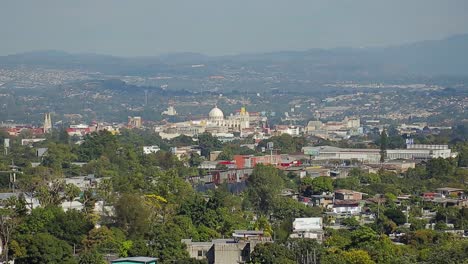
<box><xmin>114</xmin><ymin>194</ymin><xmax>151</xmax><ymax>238</ymax></box>
<box><xmin>78</xmin><ymin>249</ymin><xmax>106</xmax><ymax>264</ymax></box>
<box><xmin>82</xmin><ymin>226</ymin><xmax>118</xmax><ymax>253</ymax></box>
<box><xmin>80</xmin><ymin>189</ymin><xmax>97</xmax><ymax>215</ymax></box>
<box><xmin>384</xmin><ymin>208</ymin><xmax>406</xmax><ymax>226</ymax></box>
<box><xmin>342</xmin><ymin>217</ymin><xmax>360</xmax><ymax>228</ymax></box>
<box><xmin>250</xmin><ymin>243</ymin><xmax>295</xmax><ymax>264</ymax></box>
<box><xmin>197</xmin><ymin>133</ymin><xmax>223</xmax><ymax>157</ymax></box>
<box><xmin>12</xmin><ymin>233</ymin><xmax>76</xmax><ymax>264</ymax></box>
<box><xmin>350</xmin><ymin>226</ymin><xmax>379</xmax><ymax>248</ymax></box>
<box><xmin>146</xmin><ymin>222</ymin><xmax>190</xmax><ymax>262</ymax></box>
<box><xmin>253</xmin><ymin>216</ymin><xmax>273</xmax><ymax>237</ymax></box>
<box><xmin>380</xmin><ymin>129</ymin><xmax>388</xmax><ymax>162</ymax></box>
<box><xmin>0</xmin><ymin>208</ymin><xmax>17</xmax><ymax>262</ymax></box>
<box><xmin>287</xmin><ymin>238</ymin><xmax>323</xmax><ymax>264</ymax></box>
<box><xmin>50</xmin><ymin>209</ymin><xmax>94</xmax><ymax>245</ymax></box>
<box><xmin>247</xmin><ymin>164</ymin><xmax>284</xmax><ymax>214</ymax></box>
<box><xmin>426</xmin><ymin>239</ymin><xmax>468</xmax><ymax>264</ymax></box>
<box><xmin>36</xmin><ymin>180</ymin><xmax>65</xmax><ymax>207</ymax></box>
<box><xmin>311</xmin><ymin>176</ymin><xmax>334</xmax><ymax>194</ymax></box>
<box><xmin>322</xmin><ymin>248</ymin><xmax>375</xmax><ymax>264</ymax></box>
<box><xmin>64</xmin><ymin>184</ymin><xmax>81</xmax><ymax>210</ymax></box>
<box><xmin>188</xmin><ymin>153</ymin><xmax>204</xmax><ymax>167</ymax></box>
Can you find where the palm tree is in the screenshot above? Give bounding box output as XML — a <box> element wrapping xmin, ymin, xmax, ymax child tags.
<box><xmin>64</xmin><ymin>183</ymin><xmax>81</xmax><ymax>210</ymax></box>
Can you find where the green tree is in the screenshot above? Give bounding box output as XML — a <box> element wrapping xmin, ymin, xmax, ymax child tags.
<box><xmin>64</xmin><ymin>183</ymin><xmax>81</xmax><ymax>210</ymax></box>
<box><xmin>12</xmin><ymin>233</ymin><xmax>76</xmax><ymax>264</ymax></box>
<box><xmin>384</xmin><ymin>208</ymin><xmax>406</xmax><ymax>226</ymax></box>
<box><xmin>249</xmin><ymin>243</ymin><xmax>295</xmax><ymax>264</ymax></box>
<box><xmin>0</xmin><ymin>208</ymin><xmax>18</xmax><ymax>262</ymax></box>
<box><xmin>78</xmin><ymin>249</ymin><xmax>106</xmax><ymax>264</ymax></box>
<box><xmin>342</xmin><ymin>217</ymin><xmax>360</xmax><ymax>228</ymax></box>
<box><xmin>197</xmin><ymin>133</ymin><xmax>223</xmax><ymax>157</ymax></box>
<box><xmin>247</xmin><ymin>164</ymin><xmax>284</xmax><ymax>214</ymax></box>
<box><xmin>114</xmin><ymin>194</ymin><xmax>151</xmax><ymax>238</ymax></box>
<box><xmin>322</xmin><ymin>248</ymin><xmax>375</xmax><ymax>264</ymax></box>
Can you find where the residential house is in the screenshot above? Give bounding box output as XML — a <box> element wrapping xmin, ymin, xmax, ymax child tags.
<box><xmin>183</xmin><ymin>230</ymin><xmax>271</xmax><ymax>264</ymax></box>
<box><xmin>332</xmin><ymin>200</ymin><xmax>362</xmax><ymax>215</ymax></box>
<box><xmin>334</xmin><ymin>189</ymin><xmax>364</xmax><ymax>201</ymax></box>
<box><xmin>289</xmin><ymin>217</ymin><xmax>324</xmax><ymax>241</ymax></box>
<box><xmin>436</xmin><ymin>187</ymin><xmax>464</xmax><ymax>198</ymax></box>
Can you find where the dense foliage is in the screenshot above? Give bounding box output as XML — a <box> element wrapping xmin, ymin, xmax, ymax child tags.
<box><xmin>0</xmin><ymin>129</ymin><xmax>466</xmax><ymax>263</ymax></box>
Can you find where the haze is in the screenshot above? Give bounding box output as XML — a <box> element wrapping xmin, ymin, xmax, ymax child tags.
<box><xmin>1</xmin><ymin>0</ymin><xmax>468</xmax><ymax>56</ymax></box>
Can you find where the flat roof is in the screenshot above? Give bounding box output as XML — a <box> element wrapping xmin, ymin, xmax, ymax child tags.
<box><xmin>436</xmin><ymin>187</ymin><xmax>463</xmax><ymax>192</ymax></box>
<box><xmin>112</xmin><ymin>256</ymin><xmax>158</xmax><ymax>263</ymax></box>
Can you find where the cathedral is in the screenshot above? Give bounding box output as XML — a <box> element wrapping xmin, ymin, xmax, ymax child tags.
<box><xmin>208</xmin><ymin>106</ymin><xmax>250</xmax><ymax>130</ymax></box>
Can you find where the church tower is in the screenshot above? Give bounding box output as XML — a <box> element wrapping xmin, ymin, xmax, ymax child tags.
<box><xmin>43</xmin><ymin>113</ymin><xmax>52</xmax><ymax>133</ymax></box>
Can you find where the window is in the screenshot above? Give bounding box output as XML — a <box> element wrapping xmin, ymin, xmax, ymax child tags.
<box><xmin>198</xmin><ymin>250</ymin><xmax>203</xmax><ymax>257</ymax></box>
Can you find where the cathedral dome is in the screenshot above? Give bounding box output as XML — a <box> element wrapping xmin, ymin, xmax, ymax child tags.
<box><xmin>209</xmin><ymin>106</ymin><xmax>224</xmax><ymax>120</ymax></box>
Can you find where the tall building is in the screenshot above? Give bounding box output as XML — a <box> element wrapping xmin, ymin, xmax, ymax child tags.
<box><xmin>162</xmin><ymin>106</ymin><xmax>177</xmax><ymax>116</ymax></box>
<box><xmin>43</xmin><ymin>113</ymin><xmax>52</xmax><ymax>133</ymax></box>
<box><xmin>128</xmin><ymin>116</ymin><xmax>142</xmax><ymax>128</ymax></box>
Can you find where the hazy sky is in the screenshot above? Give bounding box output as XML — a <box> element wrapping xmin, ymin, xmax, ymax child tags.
<box><xmin>1</xmin><ymin>0</ymin><xmax>468</xmax><ymax>56</ymax></box>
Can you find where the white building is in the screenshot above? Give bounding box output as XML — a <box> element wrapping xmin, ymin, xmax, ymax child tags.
<box><xmin>302</xmin><ymin>144</ymin><xmax>453</xmax><ymax>163</ymax></box>
<box><xmin>162</xmin><ymin>106</ymin><xmax>177</xmax><ymax>116</ymax></box>
<box><xmin>290</xmin><ymin>217</ymin><xmax>324</xmax><ymax>241</ymax></box>
<box><xmin>158</xmin><ymin>106</ymin><xmax>252</xmax><ymax>139</ymax></box>
<box><xmin>208</xmin><ymin>106</ymin><xmax>250</xmax><ymax>130</ymax></box>
<box><xmin>143</xmin><ymin>145</ymin><xmax>161</xmax><ymax>154</ymax></box>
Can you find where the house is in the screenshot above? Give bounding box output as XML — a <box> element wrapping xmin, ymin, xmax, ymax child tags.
<box><xmin>289</xmin><ymin>217</ymin><xmax>324</xmax><ymax>241</ymax></box>
<box><xmin>0</xmin><ymin>192</ymin><xmax>40</xmax><ymax>210</ymax></box>
<box><xmin>333</xmin><ymin>200</ymin><xmax>362</xmax><ymax>215</ymax></box>
<box><xmin>422</xmin><ymin>192</ymin><xmax>441</xmax><ymax>200</ymax></box>
<box><xmin>111</xmin><ymin>257</ymin><xmax>157</xmax><ymax>264</ymax></box>
<box><xmin>334</xmin><ymin>189</ymin><xmax>363</xmax><ymax>201</ymax></box>
<box><xmin>436</xmin><ymin>187</ymin><xmax>464</xmax><ymax>198</ymax></box>
<box><xmin>65</xmin><ymin>175</ymin><xmax>100</xmax><ymax>190</ymax></box>
<box><xmin>310</xmin><ymin>194</ymin><xmax>334</xmax><ymax>208</ymax></box>
<box><xmin>183</xmin><ymin>230</ymin><xmax>271</xmax><ymax>264</ymax></box>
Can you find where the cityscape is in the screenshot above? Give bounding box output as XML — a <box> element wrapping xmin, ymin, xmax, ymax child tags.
<box><xmin>0</xmin><ymin>1</ymin><xmax>468</xmax><ymax>264</ymax></box>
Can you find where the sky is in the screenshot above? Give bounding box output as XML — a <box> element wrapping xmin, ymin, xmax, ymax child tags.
<box><xmin>1</xmin><ymin>0</ymin><xmax>468</xmax><ymax>56</ymax></box>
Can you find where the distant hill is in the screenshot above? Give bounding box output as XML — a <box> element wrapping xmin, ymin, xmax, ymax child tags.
<box><xmin>1</xmin><ymin>34</ymin><xmax>467</xmax><ymax>79</ymax></box>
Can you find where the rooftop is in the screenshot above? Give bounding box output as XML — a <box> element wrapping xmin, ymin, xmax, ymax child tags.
<box><xmin>436</xmin><ymin>187</ymin><xmax>463</xmax><ymax>192</ymax></box>
<box><xmin>111</xmin><ymin>257</ymin><xmax>158</xmax><ymax>263</ymax></box>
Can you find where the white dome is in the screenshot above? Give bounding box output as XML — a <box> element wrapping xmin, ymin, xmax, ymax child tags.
<box><xmin>209</xmin><ymin>106</ymin><xmax>224</xmax><ymax>119</ymax></box>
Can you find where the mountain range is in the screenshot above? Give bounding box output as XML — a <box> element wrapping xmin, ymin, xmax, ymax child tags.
<box><xmin>1</xmin><ymin>34</ymin><xmax>467</xmax><ymax>79</ymax></box>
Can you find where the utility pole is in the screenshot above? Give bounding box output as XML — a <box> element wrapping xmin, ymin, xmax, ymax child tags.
<box><xmin>313</xmin><ymin>248</ymin><xmax>317</xmax><ymax>264</ymax></box>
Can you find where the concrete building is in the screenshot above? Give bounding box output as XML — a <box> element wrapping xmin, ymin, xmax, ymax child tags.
<box><xmin>128</xmin><ymin>116</ymin><xmax>142</xmax><ymax>128</ymax></box>
<box><xmin>302</xmin><ymin>144</ymin><xmax>453</xmax><ymax>163</ymax></box>
<box><xmin>289</xmin><ymin>217</ymin><xmax>324</xmax><ymax>241</ymax></box>
<box><xmin>183</xmin><ymin>230</ymin><xmax>271</xmax><ymax>264</ymax></box>
<box><xmin>162</xmin><ymin>106</ymin><xmax>177</xmax><ymax>116</ymax></box>
<box><xmin>334</xmin><ymin>189</ymin><xmax>363</xmax><ymax>201</ymax></box>
<box><xmin>436</xmin><ymin>187</ymin><xmax>464</xmax><ymax>198</ymax></box>
<box><xmin>274</xmin><ymin>125</ymin><xmax>301</xmax><ymax>136</ymax></box>
<box><xmin>332</xmin><ymin>200</ymin><xmax>362</xmax><ymax>215</ymax></box>
<box><xmin>234</xmin><ymin>154</ymin><xmax>281</xmax><ymax>169</ymax></box>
